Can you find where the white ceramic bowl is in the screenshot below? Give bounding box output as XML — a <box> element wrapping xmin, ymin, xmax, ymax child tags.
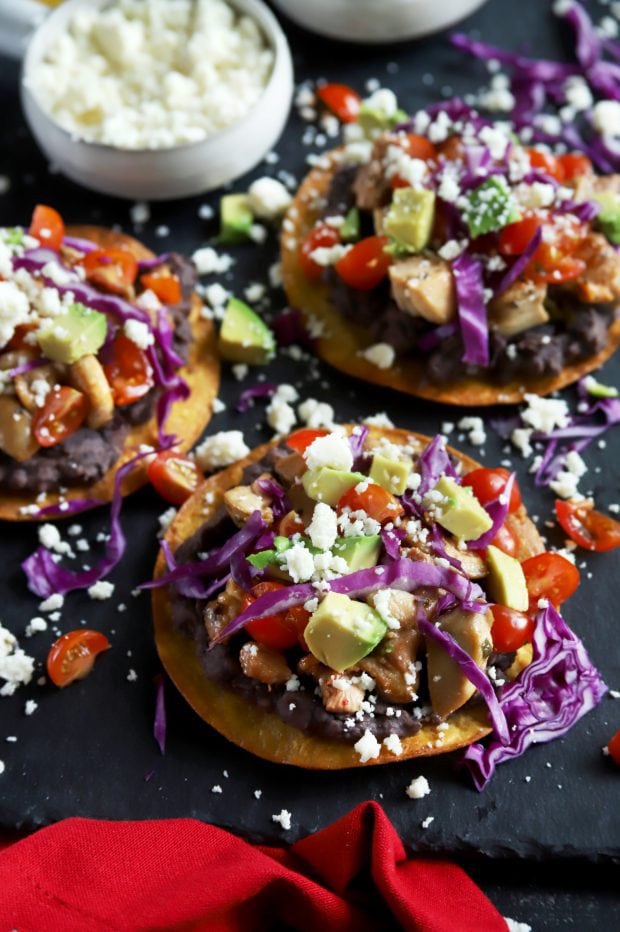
<box><xmin>272</xmin><ymin>0</ymin><xmax>488</xmax><ymax>44</ymax></box>
<box><xmin>20</xmin><ymin>0</ymin><xmax>294</xmax><ymax>200</ymax></box>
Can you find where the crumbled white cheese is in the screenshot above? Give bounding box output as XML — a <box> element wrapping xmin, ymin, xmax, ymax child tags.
<box><xmin>457</xmin><ymin>416</ymin><xmax>486</xmax><ymax>447</ymax></box>
<box><xmin>520</xmin><ymin>394</ymin><xmax>569</xmax><ymax>433</ymax></box>
<box><xmin>194</xmin><ymin>430</ymin><xmax>250</xmax><ymax>471</ymax></box>
<box><xmin>359</xmin><ymin>343</ymin><xmax>395</xmax><ymax>370</ymax></box>
<box><xmin>130</xmin><ymin>201</ymin><xmax>150</xmax><ymax>225</ymax></box>
<box><xmin>307</xmin><ymin>502</ymin><xmax>338</xmax><ymax>551</ymax></box>
<box><xmin>124</xmin><ymin>319</ymin><xmax>154</xmax><ymax>350</ymax></box>
<box><xmin>192</xmin><ymin>246</ymin><xmax>234</xmax><ymax>276</ymax></box>
<box><xmin>363</xmin><ymin>412</ymin><xmax>394</xmax><ymax>428</ymax></box>
<box><xmin>39</xmin><ymin>594</ymin><xmax>64</xmax><ymax>612</ymax></box>
<box><xmin>372</xmin><ymin>589</ymin><xmax>401</xmax><ymax>631</ymax></box>
<box><xmin>88</xmin><ymin>580</ymin><xmax>115</xmax><ymax>600</ymax></box>
<box><xmin>305</xmin><ymin>433</ymin><xmax>353</xmax><ymax>472</ymax></box>
<box><xmin>592</xmin><ymin>100</ymin><xmax>620</xmax><ymax>138</ymax></box>
<box><xmin>353</xmin><ymin>729</ymin><xmax>381</xmax><ymax>763</ymax></box>
<box><xmin>25</xmin><ymin>617</ymin><xmax>47</xmax><ymax>638</ymax></box>
<box><xmin>271</xmin><ymin>808</ymin><xmax>292</xmax><ymax>830</ymax></box>
<box><xmin>247</xmin><ymin>177</ymin><xmax>292</xmax><ymax>220</ymax></box>
<box><xmin>24</xmin><ymin>699</ymin><xmax>38</xmax><ymax>716</ymax></box>
<box><xmin>421</xmin><ymin>815</ymin><xmax>435</xmax><ymax>829</ymax></box>
<box><xmin>282</xmin><ymin>542</ymin><xmax>316</xmax><ymax>583</ymax></box>
<box><xmin>383</xmin><ymin>733</ymin><xmax>403</xmax><ymax>756</ymax></box>
<box><xmin>406</xmin><ymin>776</ymin><xmax>431</xmax><ymax>799</ymax></box>
<box><xmin>0</xmin><ymin>622</ymin><xmax>35</xmax><ymax>697</ymax></box>
<box><xmin>297</xmin><ymin>398</ymin><xmax>335</xmax><ymax>429</ymax></box>
<box><xmin>504</xmin><ymin>919</ymin><xmax>532</xmax><ymax>932</ymax></box>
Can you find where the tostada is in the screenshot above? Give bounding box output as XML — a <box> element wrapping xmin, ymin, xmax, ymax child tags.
<box><xmin>0</xmin><ymin>205</ymin><xmax>219</xmax><ymax>520</ymax></box>
<box><xmin>281</xmin><ymin>102</ymin><xmax>620</xmax><ymax>405</ymax></box>
<box><xmin>151</xmin><ymin>423</ymin><xmax>605</xmax><ymax>777</ymax></box>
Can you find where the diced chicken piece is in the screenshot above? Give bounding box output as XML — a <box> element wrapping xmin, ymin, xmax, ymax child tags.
<box><xmin>507</xmin><ymin>509</ymin><xmax>544</xmax><ymax>562</ymax></box>
<box><xmin>373</xmin><ymin>207</ymin><xmax>388</xmax><ymax>235</ymax></box>
<box><xmin>389</xmin><ymin>255</ymin><xmax>456</xmax><ymax>325</ymax></box>
<box><xmin>203</xmin><ymin>580</ymin><xmax>245</xmax><ymax>641</ymax></box>
<box><xmin>274</xmin><ymin>451</ymin><xmax>305</xmax><ymax>484</ymax></box>
<box><xmin>239</xmin><ymin>641</ymin><xmax>291</xmax><ymax>685</ymax></box>
<box><xmin>567</xmin><ymin>232</ymin><xmax>620</xmax><ymax>304</ymax></box>
<box><xmin>442</xmin><ymin>540</ymin><xmax>488</xmax><ymax>579</ymax></box>
<box><xmin>426</xmin><ymin>607</ymin><xmax>493</xmax><ymax>719</ymax></box>
<box><xmin>13</xmin><ymin>363</ymin><xmax>57</xmax><ymax>413</ymax></box>
<box><xmin>352</xmin><ymin>135</ymin><xmax>402</xmax><ymax>210</ymax></box>
<box><xmin>357</xmin><ymin>629</ymin><xmax>421</xmax><ymax>704</ymax></box>
<box><xmin>69</xmin><ymin>354</ymin><xmax>114</xmax><ymax>429</ymax></box>
<box><xmin>591</xmin><ymin>173</ymin><xmax>620</xmax><ymax>196</ymax></box>
<box><xmin>489</xmin><ymin>280</ymin><xmax>549</xmax><ymax>338</ymax></box>
<box><xmin>369</xmin><ymin>589</ymin><xmax>417</xmax><ymax>629</ymax></box>
<box><xmin>320</xmin><ymin>674</ymin><xmax>365</xmax><ymax>714</ymax></box>
<box><xmin>287</xmin><ymin>482</ymin><xmax>316</xmax><ymax>524</ymax></box>
<box><xmin>0</xmin><ymin>396</ymin><xmax>40</xmax><ymax>462</ymax></box>
<box><xmin>568</xmin><ymin>172</ymin><xmax>594</xmax><ymax>203</ymax></box>
<box><xmin>223</xmin><ymin>479</ymin><xmax>274</xmax><ymax>527</ymax></box>
<box><xmin>297</xmin><ymin>653</ymin><xmax>325</xmax><ymax>680</ymax></box>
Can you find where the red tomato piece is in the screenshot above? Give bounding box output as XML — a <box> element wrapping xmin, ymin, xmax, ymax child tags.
<box><xmin>526</xmin><ymin>214</ymin><xmax>587</xmax><ymax>284</ymax></box>
<box><xmin>278</xmin><ymin>510</ymin><xmax>305</xmax><ymax>537</ymax></box>
<box><xmin>242</xmin><ymin>581</ymin><xmax>298</xmax><ymax>650</ymax></box>
<box><xmin>6</xmin><ymin>323</ymin><xmax>37</xmax><ymax>351</ymax></box>
<box><xmin>403</xmin><ymin>134</ymin><xmax>438</xmax><ymax>162</ymax></box>
<box><xmin>141</xmin><ymin>273</ymin><xmax>182</xmax><ymax>305</ymax></box>
<box><xmin>437</xmin><ymin>136</ymin><xmax>465</xmax><ymax>162</ymax></box>
<box><xmin>285</xmin><ymin>604</ymin><xmax>311</xmax><ymax>651</ymax></box>
<box><xmin>299</xmin><ymin>224</ymin><xmax>340</xmax><ymax>280</ymax></box>
<box><xmin>556</xmin><ymin>152</ymin><xmax>593</xmax><ymax>181</ymax></box>
<box><xmin>526</xmin><ymin>148</ymin><xmax>562</xmax><ymax>179</ymax></box>
<box><xmin>490</xmin><ymin>605</ymin><xmax>535</xmax><ymax>653</ymax></box>
<box><xmin>147</xmin><ymin>450</ymin><xmax>200</xmax><ymax>505</ymax></box>
<box><xmin>462</xmin><ymin>468</ymin><xmax>522</xmax><ymax>514</ymax></box>
<box><xmin>608</xmin><ymin>730</ymin><xmax>620</xmax><ymax>767</ymax></box>
<box><xmin>521</xmin><ymin>552</ymin><xmax>580</xmax><ymax>607</ymax></box>
<box><xmin>555</xmin><ymin>499</ymin><xmax>620</xmax><ymax>552</ymax></box>
<box><xmin>286</xmin><ymin>428</ymin><xmax>329</xmax><ymax>454</ymax></box>
<box><xmin>337</xmin><ymin>482</ymin><xmax>404</xmax><ymax>524</ymax></box>
<box><xmin>32</xmin><ymin>385</ymin><xmax>88</xmax><ymax>448</ymax></box>
<box><xmin>498</xmin><ymin>215</ymin><xmax>542</xmax><ymax>256</ymax></box>
<box><xmin>30</xmin><ymin>204</ymin><xmax>65</xmax><ymax>251</ymax></box>
<box><xmin>335</xmin><ymin>236</ymin><xmax>391</xmax><ymax>291</ymax></box>
<box><xmin>103</xmin><ymin>333</ymin><xmax>154</xmax><ymax>405</ymax></box>
<box><xmin>83</xmin><ymin>248</ymin><xmax>138</xmax><ymax>295</ymax></box>
<box><xmin>47</xmin><ymin>629</ymin><xmax>111</xmax><ymax>688</ymax></box>
<box><xmin>491</xmin><ymin>522</ymin><xmax>518</xmax><ymax>558</ymax></box>
<box><xmin>316</xmin><ymin>83</ymin><xmax>361</xmax><ymax>123</ymax></box>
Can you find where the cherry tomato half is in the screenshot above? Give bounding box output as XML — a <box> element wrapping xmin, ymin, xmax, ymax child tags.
<box><xmin>30</xmin><ymin>204</ymin><xmax>65</xmax><ymax>251</ymax></box>
<box><xmin>556</xmin><ymin>152</ymin><xmax>593</xmax><ymax>181</ymax></box>
<box><xmin>141</xmin><ymin>272</ymin><xmax>182</xmax><ymax>305</ymax></box>
<box><xmin>103</xmin><ymin>333</ymin><xmax>154</xmax><ymax>405</ymax></box>
<box><xmin>526</xmin><ymin>214</ymin><xmax>587</xmax><ymax>284</ymax></box>
<box><xmin>32</xmin><ymin>385</ymin><xmax>88</xmax><ymax>448</ymax></box>
<box><xmin>608</xmin><ymin>730</ymin><xmax>620</xmax><ymax>767</ymax></box>
<box><xmin>299</xmin><ymin>224</ymin><xmax>340</xmax><ymax>280</ymax></box>
<box><xmin>490</xmin><ymin>605</ymin><xmax>535</xmax><ymax>653</ymax></box>
<box><xmin>147</xmin><ymin>450</ymin><xmax>200</xmax><ymax>505</ymax></box>
<box><xmin>337</xmin><ymin>482</ymin><xmax>404</xmax><ymax>524</ymax></box>
<box><xmin>390</xmin><ymin>135</ymin><xmax>438</xmax><ymax>187</ymax></box>
<box><xmin>285</xmin><ymin>604</ymin><xmax>311</xmax><ymax>651</ymax></box>
<box><xmin>462</xmin><ymin>468</ymin><xmax>522</xmax><ymax>514</ymax></box>
<box><xmin>525</xmin><ymin>148</ymin><xmax>562</xmax><ymax>180</ymax></box>
<box><xmin>316</xmin><ymin>83</ymin><xmax>361</xmax><ymax>123</ymax></box>
<box><xmin>286</xmin><ymin>428</ymin><xmax>329</xmax><ymax>454</ymax></box>
<box><xmin>521</xmin><ymin>551</ymin><xmax>580</xmax><ymax>608</ymax></box>
<box><xmin>491</xmin><ymin>522</ymin><xmax>518</xmax><ymax>558</ymax></box>
<box><xmin>335</xmin><ymin>236</ymin><xmax>391</xmax><ymax>291</ymax></box>
<box><xmin>555</xmin><ymin>499</ymin><xmax>620</xmax><ymax>552</ymax></box>
<box><xmin>46</xmin><ymin>629</ymin><xmax>111</xmax><ymax>688</ymax></box>
<box><xmin>83</xmin><ymin>248</ymin><xmax>138</xmax><ymax>296</ymax></box>
<box><xmin>278</xmin><ymin>510</ymin><xmax>305</xmax><ymax>537</ymax></box>
<box><xmin>498</xmin><ymin>215</ymin><xmax>542</xmax><ymax>256</ymax></box>
<box><xmin>242</xmin><ymin>581</ymin><xmax>298</xmax><ymax>650</ymax></box>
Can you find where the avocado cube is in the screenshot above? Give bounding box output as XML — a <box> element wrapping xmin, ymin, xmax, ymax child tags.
<box><xmin>433</xmin><ymin>476</ymin><xmax>493</xmax><ymax>542</ymax></box>
<box><xmin>486</xmin><ymin>545</ymin><xmax>529</xmax><ymax>611</ymax></box>
<box><xmin>305</xmin><ymin>592</ymin><xmax>387</xmax><ymax>672</ymax></box>
<box><xmin>218</xmin><ymin>297</ymin><xmax>275</xmax><ymax>365</ymax></box>
<box><xmin>36</xmin><ymin>302</ymin><xmax>107</xmax><ymax>365</ymax></box>
<box><xmin>358</xmin><ymin>103</ymin><xmax>408</xmax><ymax>136</ymax></box>
<box><xmin>369</xmin><ymin>452</ymin><xmax>412</xmax><ymax>496</ymax></box>
<box><xmin>593</xmin><ymin>191</ymin><xmax>620</xmax><ymax>244</ymax></box>
<box><xmin>219</xmin><ymin>193</ymin><xmax>254</xmax><ymax>244</ymax></box>
<box><xmin>302</xmin><ymin>467</ymin><xmax>366</xmax><ymax>506</ymax></box>
<box><xmin>332</xmin><ymin>535</ymin><xmax>381</xmax><ymax>570</ymax></box>
<box><xmin>384</xmin><ymin>188</ymin><xmax>436</xmax><ymax>254</ymax></box>
<box><xmin>340</xmin><ymin>207</ymin><xmax>360</xmax><ymax>242</ymax></box>
<box><xmin>463</xmin><ymin>177</ymin><xmax>520</xmax><ymax>238</ymax></box>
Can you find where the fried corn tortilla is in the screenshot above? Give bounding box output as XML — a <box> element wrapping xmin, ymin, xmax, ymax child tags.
<box><xmin>281</xmin><ymin>151</ymin><xmax>620</xmax><ymax>407</ymax></box>
<box><xmin>0</xmin><ymin>226</ymin><xmax>219</xmax><ymax>521</ymax></box>
<box><xmin>152</xmin><ymin>426</ymin><xmax>543</xmax><ymax>769</ymax></box>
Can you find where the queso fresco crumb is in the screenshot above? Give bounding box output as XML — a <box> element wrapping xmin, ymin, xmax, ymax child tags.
<box><xmin>27</xmin><ymin>0</ymin><xmax>274</xmax><ymax>150</ymax></box>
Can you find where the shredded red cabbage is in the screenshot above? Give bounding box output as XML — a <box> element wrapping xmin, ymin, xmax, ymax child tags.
<box><xmin>236</xmin><ymin>383</ymin><xmax>277</xmax><ymax>412</ymax></box>
<box><xmin>417</xmin><ymin>614</ymin><xmax>509</xmax><ymax>744</ymax></box>
<box><xmin>417</xmin><ymin>323</ymin><xmax>458</xmax><ymax>352</ymax></box>
<box><xmin>154</xmin><ymin>675</ymin><xmax>167</xmax><ymax>755</ymax></box>
<box><xmin>62</xmin><ymin>235</ymin><xmax>98</xmax><ymax>254</ymax></box>
<box><xmin>7</xmin><ymin>357</ymin><xmax>46</xmax><ymax>378</ymax></box>
<box><xmin>255</xmin><ymin>477</ymin><xmax>291</xmax><ymax>521</ymax></box>
<box><xmin>417</xmin><ymin>435</ymin><xmax>458</xmax><ymax>496</ymax></box>
<box><xmin>467</xmin><ymin>473</ymin><xmax>515</xmax><ymax>550</ymax></box>
<box><xmin>495</xmin><ymin>227</ymin><xmax>542</xmax><ymax>296</ymax></box>
<box><xmin>380</xmin><ymin>527</ymin><xmax>405</xmax><ymax>562</ymax></box>
<box><xmin>452</xmin><ymin>253</ymin><xmax>489</xmax><ymax>367</ymax></box>
<box><xmin>22</xmin><ymin>447</ymin><xmax>159</xmax><ymax>598</ymax></box>
<box><xmin>462</xmin><ymin>600</ymin><xmax>607</xmax><ymax>790</ymax></box>
<box><xmin>451</xmin><ymin>33</ymin><xmax>579</xmax><ymax>82</ymax></box>
<box><xmin>428</xmin><ymin>523</ymin><xmax>463</xmax><ymax>570</ymax></box>
<box><xmin>138</xmin><ymin>253</ymin><xmax>170</xmax><ymax>271</ymax></box>
<box><xmin>348</xmin><ymin>425</ymin><xmax>369</xmax><ymax>470</ymax></box>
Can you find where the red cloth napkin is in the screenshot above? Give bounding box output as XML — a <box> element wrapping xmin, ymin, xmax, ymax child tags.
<box><xmin>0</xmin><ymin>800</ymin><xmax>505</xmax><ymax>931</ymax></box>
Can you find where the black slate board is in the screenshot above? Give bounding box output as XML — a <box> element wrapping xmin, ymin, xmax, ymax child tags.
<box><xmin>0</xmin><ymin>0</ymin><xmax>619</xmax><ymax>873</ymax></box>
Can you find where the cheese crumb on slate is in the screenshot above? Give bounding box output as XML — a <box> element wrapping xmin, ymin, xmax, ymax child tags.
<box><xmin>504</xmin><ymin>919</ymin><xmax>532</xmax><ymax>932</ymax></box>
<box><xmin>406</xmin><ymin>776</ymin><xmax>431</xmax><ymax>799</ymax></box>
<box><xmin>271</xmin><ymin>809</ymin><xmax>292</xmax><ymax>830</ymax></box>
<box><xmin>24</xmin><ymin>700</ymin><xmax>38</xmax><ymax>716</ymax></box>
<box><xmin>0</xmin><ymin>623</ymin><xmax>35</xmax><ymax>697</ymax></box>
<box><xmin>194</xmin><ymin>430</ymin><xmax>250</xmax><ymax>471</ymax></box>
<box><xmin>247</xmin><ymin>177</ymin><xmax>292</xmax><ymax>219</ymax></box>
<box><xmin>421</xmin><ymin>815</ymin><xmax>435</xmax><ymax>829</ymax></box>
<box><xmin>25</xmin><ymin>617</ymin><xmax>48</xmax><ymax>638</ymax></box>
<box><xmin>192</xmin><ymin>246</ymin><xmax>234</xmax><ymax>275</ymax></box>
<box><xmin>39</xmin><ymin>594</ymin><xmax>64</xmax><ymax>613</ymax></box>
<box><xmin>88</xmin><ymin>581</ymin><xmax>115</xmax><ymax>601</ymax></box>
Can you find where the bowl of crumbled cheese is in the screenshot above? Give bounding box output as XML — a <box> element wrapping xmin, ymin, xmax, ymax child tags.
<box><xmin>21</xmin><ymin>0</ymin><xmax>293</xmax><ymax>199</ymax></box>
<box><xmin>272</xmin><ymin>0</ymin><xmax>488</xmax><ymax>43</ymax></box>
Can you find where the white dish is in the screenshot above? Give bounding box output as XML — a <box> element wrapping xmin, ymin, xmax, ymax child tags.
<box><xmin>19</xmin><ymin>0</ymin><xmax>294</xmax><ymax>200</ymax></box>
<box><xmin>271</xmin><ymin>0</ymin><xmax>488</xmax><ymax>44</ymax></box>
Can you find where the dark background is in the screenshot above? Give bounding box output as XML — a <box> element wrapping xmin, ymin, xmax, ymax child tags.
<box><xmin>0</xmin><ymin>0</ymin><xmax>619</xmax><ymax>927</ymax></box>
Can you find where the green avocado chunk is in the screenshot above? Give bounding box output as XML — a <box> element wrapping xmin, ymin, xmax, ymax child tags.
<box><xmin>384</xmin><ymin>187</ymin><xmax>436</xmax><ymax>253</ymax></box>
<box><xmin>486</xmin><ymin>545</ymin><xmax>529</xmax><ymax>611</ymax></box>
<box><xmin>218</xmin><ymin>297</ymin><xmax>275</xmax><ymax>365</ymax></box>
<box><xmin>369</xmin><ymin>451</ymin><xmax>412</xmax><ymax>496</ymax></box>
<box><xmin>463</xmin><ymin>176</ymin><xmax>520</xmax><ymax>237</ymax></box>
<box><xmin>592</xmin><ymin>191</ymin><xmax>620</xmax><ymax>245</ymax></box>
<box><xmin>219</xmin><ymin>193</ymin><xmax>254</xmax><ymax>244</ymax></box>
<box><xmin>340</xmin><ymin>207</ymin><xmax>360</xmax><ymax>242</ymax></box>
<box><xmin>433</xmin><ymin>476</ymin><xmax>493</xmax><ymax>542</ymax></box>
<box><xmin>332</xmin><ymin>535</ymin><xmax>382</xmax><ymax>570</ymax></box>
<box><xmin>358</xmin><ymin>103</ymin><xmax>408</xmax><ymax>136</ymax></box>
<box><xmin>36</xmin><ymin>302</ymin><xmax>106</xmax><ymax>365</ymax></box>
<box><xmin>302</xmin><ymin>467</ymin><xmax>366</xmax><ymax>506</ymax></box>
<box><xmin>305</xmin><ymin>592</ymin><xmax>387</xmax><ymax>673</ymax></box>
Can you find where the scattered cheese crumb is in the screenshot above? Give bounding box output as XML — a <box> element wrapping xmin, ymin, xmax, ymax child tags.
<box><xmin>88</xmin><ymin>581</ymin><xmax>115</xmax><ymax>601</ymax></box>
<box><xmin>406</xmin><ymin>776</ymin><xmax>431</xmax><ymax>799</ymax></box>
<box><xmin>194</xmin><ymin>430</ymin><xmax>250</xmax><ymax>471</ymax></box>
<box><xmin>271</xmin><ymin>808</ymin><xmax>292</xmax><ymax>830</ymax></box>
